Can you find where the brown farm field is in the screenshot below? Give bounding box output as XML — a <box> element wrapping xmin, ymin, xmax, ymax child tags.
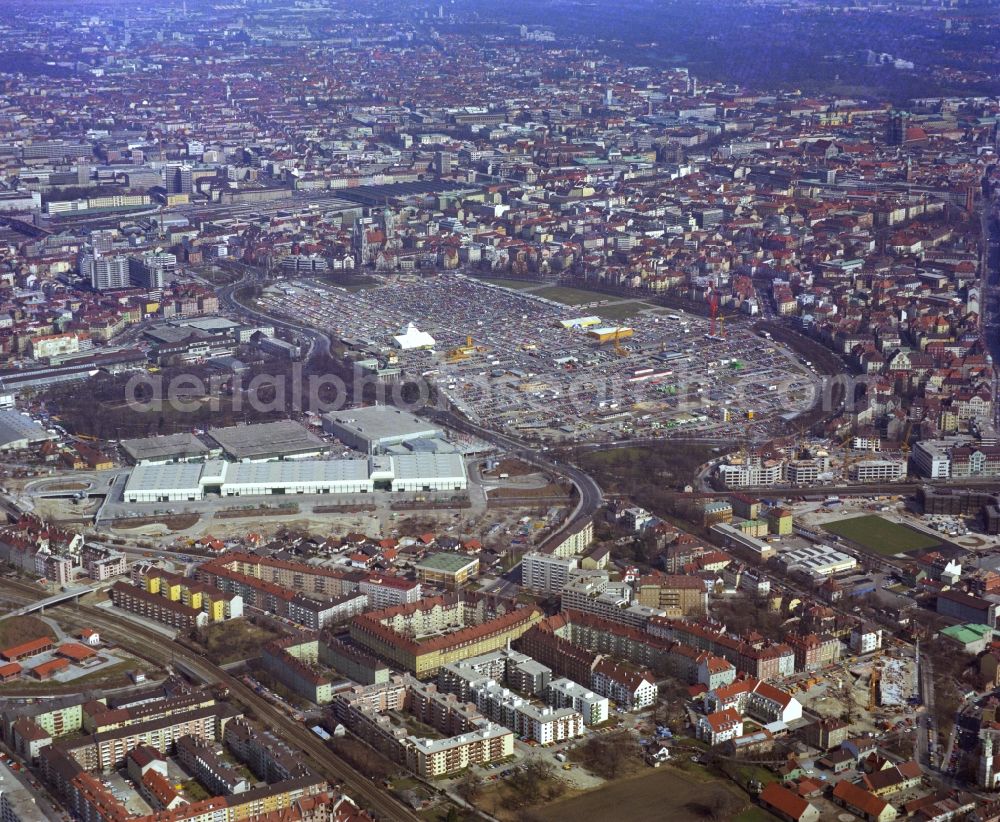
<box><xmin>530</xmin><ymin>767</ymin><xmax>748</xmax><ymax>822</ymax></box>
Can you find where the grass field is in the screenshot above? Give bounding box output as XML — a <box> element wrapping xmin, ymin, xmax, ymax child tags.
<box><xmin>0</xmin><ymin>615</ymin><xmax>55</xmax><ymax>648</ymax></box>
<box><xmin>479</xmin><ymin>277</ymin><xmax>546</xmax><ymax>291</ymax></box>
<box><xmin>735</xmin><ymin>808</ymin><xmax>781</xmax><ymax>822</ymax></box>
<box><xmin>194</xmin><ymin>620</ymin><xmax>283</xmax><ymax>664</ymax></box>
<box><xmin>594</xmin><ymin>301</ymin><xmax>652</xmax><ymax>321</ymax></box>
<box><xmin>822</xmin><ymin>515</ymin><xmax>941</xmax><ymax>556</ymax></box>
<box><xmin>532</xmin><ymin>768</ymin><xmax>747</xmax><ymax>822</ymax></box>
<box><xmin>533</xmin><ymin>285</ymin><xmax>610</xmax><ymax>305</ymax></box>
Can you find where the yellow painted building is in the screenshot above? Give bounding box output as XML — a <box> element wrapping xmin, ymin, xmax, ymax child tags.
<box><xmin>145</xmin><ymin>570</ymin><xmax>242</xmax><ymax>623</ymax></box>
<box><xmin>767</xmin><ymin>508</ymin><xmax>793</xmax><ymax>536</ymax></box>
<box><xmin>351</xmin><ymin>602</ymin><xmax>543</xmax><ymax>678</ymax></box>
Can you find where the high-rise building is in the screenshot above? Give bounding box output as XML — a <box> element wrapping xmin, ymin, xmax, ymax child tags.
<box><xmin>129</xmin><ymin>252</ymin><xmax>177</xmax><ymax>289</ymax></box>
<box><xmin>885</xmin><ymin>111</ymin><xmax>909</xmax><ymax>146</ymax></box>
<box><xmin>168</xmin><ymin>164</ymin><xmax>194</xmax><ymax>194</ymax></box>
<box><xmin>81</xmin><ymin>254</ymin><xmax>130</xmax><ymax>291</ymax></box>
<box><xmin>434</xmin><ymin>151</ymin><xmax>453</xmax><ymax>178</ymax></box>
<box><xmin>88</xmin><ymin>229</ymin><xmax>117</xmax><ymax>255</ymax></box>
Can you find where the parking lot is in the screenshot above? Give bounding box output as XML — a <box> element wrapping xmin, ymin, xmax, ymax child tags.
<box><xmin>255</xmin><ymin>274</ymin><xmax>819</xmax><ymax>442</ymax></box>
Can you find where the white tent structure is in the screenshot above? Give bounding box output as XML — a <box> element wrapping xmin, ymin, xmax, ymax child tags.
<box><xmin>393</xmin><ymin>322</ymin><xmax>436</xmax><ymax>350</ymax></box>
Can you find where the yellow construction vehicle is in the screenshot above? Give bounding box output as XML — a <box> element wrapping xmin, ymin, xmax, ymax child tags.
<box><xmin>445</xmin><ymin>335</ymin><xmax>485</xmax><ymax>364</ymax></box>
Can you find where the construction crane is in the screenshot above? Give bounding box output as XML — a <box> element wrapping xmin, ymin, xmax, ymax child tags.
<box><xmin>708</xmin><ymin>289</ymin><xmax>720</xmax><ymax>337</ymax></box>
<box><xmin>901</xmin><ymin>419</ymin><xmax>913</xmax><ymax>457</ymax></box>
<box><xmin>613</xmin><ymin>327</ymin><xmax>629</xmax><ymax>357</ymax></box>
<box><xmin>868</xmin><ymin>651</ymin><xmax>884</xmax><ymax>712</ymax></box>
<box><xmin>868</xmin><ymin>665</ymin><xmax>880</xmax><ymax>712</ymax></box>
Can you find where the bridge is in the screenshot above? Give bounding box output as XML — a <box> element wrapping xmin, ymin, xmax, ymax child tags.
<box><xmin>1</xmin><ymin>586</ymin><xmax>94</xmax><ymax>618</ymax></box>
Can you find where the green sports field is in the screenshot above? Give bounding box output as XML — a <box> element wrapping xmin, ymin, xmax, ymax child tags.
<box><xmin>822</xmin><ymin>515</ymin><xmax>940</xmax><ymax>556</ymax></box>
<box><xmin>533</xmin><ymin>285</ymin><xmax>610</xmax><ymax>305</ymax></box>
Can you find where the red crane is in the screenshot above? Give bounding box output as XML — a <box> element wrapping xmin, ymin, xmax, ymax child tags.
<box><xmin>708</xmin><ymin>289</ymin><xmax>720</xmax><ymax>336</ymax></box>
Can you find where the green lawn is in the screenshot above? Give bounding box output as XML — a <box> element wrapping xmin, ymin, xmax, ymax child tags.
<box><xmin>478</xmin><ymin>277</ymin><xmax>545</xmax><ymax>290</ymax></box>
<box><xmin>534</xmin><ymin>285</ymin><xmax>611</xmax><ymax>305</ymax></box>
<box><xmin>594</xmin><ymin>301</ymin><xmax>652</xmax><ymax>321</ymax></box>
<box><xmin>822</xmin><ymin>515</ymin><xmax>941</xmax><ymax>556</ymax></box>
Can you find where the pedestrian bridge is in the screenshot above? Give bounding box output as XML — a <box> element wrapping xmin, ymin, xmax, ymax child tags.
<box><xmin>2</xmin><ymin>587</ymin><xmax>93</xmax><ymax>619</ymax></box>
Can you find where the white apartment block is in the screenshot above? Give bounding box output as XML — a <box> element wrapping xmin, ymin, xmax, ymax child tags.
<box><xmin>717</xmin><ymin>461</ymin><xmax>783</xmax><ymax>487</ymax></box>
<box><xmin>849</xmin><ymin>624</ymin><xmax>883</xmax><ymax>655</ymax></box>
<box><xmin>521</xmin><ymin>552</ymin><xmax>579</xmax><ymax>594</ymax></box>
<box><xmin>849</xmin><ymin>458</ymin><xmax>906</xmax><ymax>483</ymax></box>
<box><xmin>544</xmin><ymin>678</ymin><xmax>610</xmax><ymax>726</ymax></box>
<box><xmin>591</xmin><ymin>663</ymin><xmax>657</xmax><ymax>711</ymax></box>
<box><xmin>472</xmin><ymin>681</ymin><xmax>583</xmax><ymax>744</ymax></box>
<box><xmin>912</xmin><ymin>440</ymin><xmax>951</xmax><ymax>479</ymax></box>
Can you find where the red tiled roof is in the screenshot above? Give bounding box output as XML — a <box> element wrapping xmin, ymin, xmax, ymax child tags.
<box><xmin>57</xmin><ymin>643</ymin><xmax>96</xmax><ymax>661</ymax></box>
<box><xmin>760</xmin><ymin>782</ymin><xmax>811</xmax><ymax>820</ymax></box>
<box><xmin>2</xmin><ymin>636</ymin><xmax>52</xmax><ymax>660</ymax></box>
<box><xmin>833</xmin><ymin>780</ymin><xmax>889</xmax><ymax>817</ymax></box>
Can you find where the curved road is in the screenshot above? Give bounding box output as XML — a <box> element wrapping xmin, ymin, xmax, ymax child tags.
<box><xmin>218</xmin><ymin>274</ymin><xmax>331</xmax><ymax>361</ymax></box>
<box><xmin>217</xmin><ymin>274</ymin><xmax>606</xmax><ymax>545</ymax></box>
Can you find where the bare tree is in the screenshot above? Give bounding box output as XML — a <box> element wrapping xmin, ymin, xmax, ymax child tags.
<box><xmin>455</xmin><ymin>772</ymin><xmax>483</xmax><ymax>803</ymax></box>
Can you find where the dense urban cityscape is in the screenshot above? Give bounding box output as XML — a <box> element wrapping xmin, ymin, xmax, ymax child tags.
<box><xmin>1</xmin><ymin>0</ymin><xmax>1000</xmax><ymax>820</ymax></box>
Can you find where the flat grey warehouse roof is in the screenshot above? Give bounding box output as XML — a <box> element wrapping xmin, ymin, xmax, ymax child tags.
<box><xmin>207</xmin><ymin>420</ymin><xmax>328</xmax><ymax>461</ymax></box>
<box><xmin>0</xmin><ymin>409</ymin><xmax>54</xmax><ymax>449</ymax></box>
<box><xmin>324</xmin><ymin>405</ymin><xmax>441</xmax><ymax>442</ymax></box>
<box><xmin>392</xmin><ymin>453</ymin><xmax>466</xmax><ymax>480</ymax></box>
<box><xmin>124</xmin><ymin>462</ymin><xmax>205</xmax><ymax>495</ymax></box>
<box><xmin>121</xmin><ymin>433</ymin><xmax>210</xmax><ymax>463</ymax></box>
<box><xmin>224</xmin><ymin>459</ymin><xmax>370</xmax><ymax>485</ymax></box>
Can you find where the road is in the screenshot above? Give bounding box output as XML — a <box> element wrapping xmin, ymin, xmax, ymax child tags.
<box><xmin>917</xmin><ymin>641</ymin><xmax>937</xmax><ymax>771</ymax></box>
<box><xmin>0</xmin><ymin>578</ymin><xmax>419</xmax><ymax>822</ymax></box>
<box><xmin>428</xmin><ymin>407</ymin><xmax>604</xmax><ymax>546</ymax></box>
<box><xmin>215</xmin><ymin>270</ymin><xmax>606</xmax><ymax>547</ymax></box>
<box><xmin>217</xmin><ymin>270</ymin><xmax>332</xmax><ymax>361</ymax></box>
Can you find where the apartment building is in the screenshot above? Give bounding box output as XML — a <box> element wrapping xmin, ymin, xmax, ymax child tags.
<box><xmin>108</xmin><ymin>582</ymin><xmax>208</xmax><ymax>630</ymax></box>
<box><xmin>561</xmin><ymin>573</ymin><xmax>665</xmax><ymax>629</ymax></box>
<box><xmin>348</xmin><ymin>596</ymin><xmax>543</xmax><ymax>677</ymax></box>
<box><xmin>358</xmin><ymin>574</ymin><xmax>422</xmax><ymax>609</ymax></box>
<box><xmin>333</xmin><ymin>676</ymin><xmax>513</xmax><ymax>778</ymax></box>
<box><xmin>261</xmin><ymin>639</ymin><xmax>333</xmax><ymax>705</ymax></box>
<box><xmin>521</xmin><ymin>552</ymin><xmax>579</xmax><ymax>594</ymax></box>
<box><xmin>590</xmin><ymin>660</ymin><xmax>656</xmax><ymax>710</ymax></box>
<box><xmin>44</xmin><ymin>703</ymin><xmax>241</xmax><ymax>774</ymax></box>
<box><xmin>697</xmin><ymin>707</ymin><xmax>743</xmax><ymax>746</ymax></box>
<box><xmin>635</xmin><ymin>574</ymin><xmax>707</xmax><ymax>616</ymax></box>
<box><xmin>144</xmin><ymin>569</ymin><xmax>243</xmax><ymax>622</ymax></box>
<box><xmin>544</xmin><ymin>678</ymin><xmax>610</xmax><ymax>726</ymax></box>
<box><xmin>648</xmin><ymin>618</ymin><xmax>795</xmax><ymax>680</ymax></box>
<box><xmin>175</xmin><ymin>735</ymin><xmax>250</xmax><ymax>795</ymax></box>
<box><xmin>472</xmin><ymin>682</ymin><xmax>584</xmax><ymax>744</ymax></box>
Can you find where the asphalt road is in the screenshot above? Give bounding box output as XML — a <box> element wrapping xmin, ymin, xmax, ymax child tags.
<box><xmin>218</xmin><ymin>272</ymin><xmax>332</xmax><ymax>360</ymax></box>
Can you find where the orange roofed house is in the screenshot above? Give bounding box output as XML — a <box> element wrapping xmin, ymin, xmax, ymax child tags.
<box><xmin>759</xmin><ymin>782</ymin><xmax>821</xmax><ymax>822</ymax></box>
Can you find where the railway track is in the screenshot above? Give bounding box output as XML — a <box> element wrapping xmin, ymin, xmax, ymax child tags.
<box><xmin>0</xmin><ymin>580</ymin><xmax>418</xmax><ymax>822</ymax></box>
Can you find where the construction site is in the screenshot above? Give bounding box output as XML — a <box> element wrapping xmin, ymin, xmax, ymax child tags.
<box><xmin>790</xmin><ymin>651</ymin><xmax>918</xmax><ymax>737</ymax></box>
<box><xmin>254</xmin><ymin>274</ymin><xmax>819</xmax><ymax>443</ymax></box>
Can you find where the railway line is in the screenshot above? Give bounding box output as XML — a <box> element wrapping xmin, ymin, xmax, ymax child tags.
<box><xmin>0</xmin><ymin>579</ymin><xmax>419</xmax><ymax>822</ymax></box>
